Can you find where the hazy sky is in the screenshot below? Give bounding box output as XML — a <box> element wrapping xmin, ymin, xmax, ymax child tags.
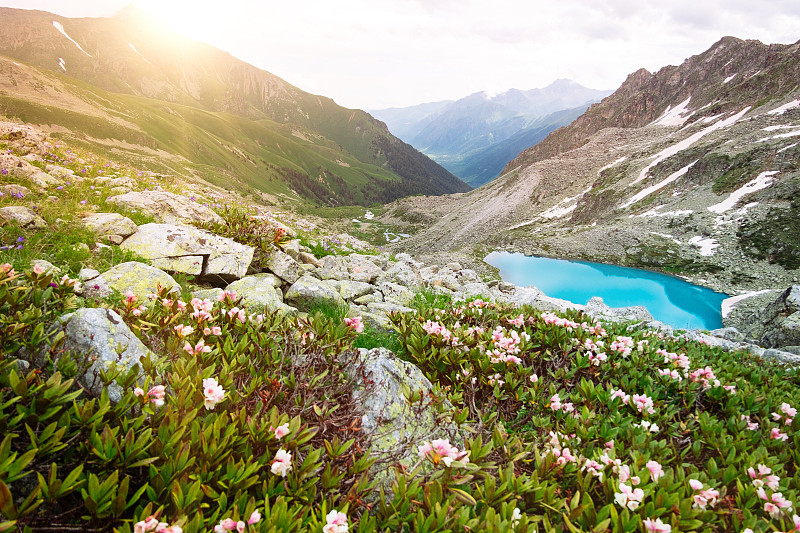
<box><xmin>3</xmin><ymin>1</ymin><xmax>800</xmax><ymax>109</ymax></box>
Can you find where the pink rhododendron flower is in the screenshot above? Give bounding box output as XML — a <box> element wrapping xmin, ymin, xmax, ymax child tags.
<box><xmin>643</xmin><ymin>517</ymin><xmax>672</xmax><ymax>533</ymax></box>
<box><xmin>184</xmin><ymin>339</ymin><xmax>212</xmax><ymax>356</ymax></box>
<box><xmin>134</xmin><ymin>387</ymin><xmax>144</xmax><ymax>397</ymax></box>
<box><xmin>614</xmin><ymin>482</ymin><xmax>644</xmax><ymax>510</ymax></box>
<box><xmin>32</xmin><ymin>264</ymin><xmax>46</xmax><ymax>275</ymax></box>
<box><xmin>323</xmin><ymin>510</ymin><xmax>348</xmax><ymax>533</ymax></box>
<box><xmin>741</xmin><ymin>414</ymin><xmax>759</xmax><ymax>431</ymax></box>
<box><xmin>770</xmin><ymin>427</ymin><xmax>789</xmax><ymax>441</ymax></box>
<box><xmin>248</xmin><ymin>510</ymin><xmax>261</xmax><ymax>525</ymax></box>
<box><xmin>689</xmin><ymin>479</ymin><xmax>704</xmax><ymax>491</ymax></box>
<box><xmin>581</xmin><ymin>459</ymin><xmax>605</xmax><ymax>480</ymax></box>
<box><xmin>203</xmin><ymin>377</ymin><xmax>225</xmax><ymax>410</ymax></box>
<box><xmin>418</xmin><ymin>439</ymin><xmax>468</xmax><ymax>467</ymax></box>
<box><xmin>271</xmin><ymin>423</ymin><xmax>290</xmax><ymax>440</ymax></box>
<box><xmin>345</xmin><ymin>316</ymin><xmax>364</xmax><ymax>333</ymax></box>
<box><xmin>271</xmin><ymin>448</ymin><xmax>293</xmax><ymax>477</ymax></box>
<box><xmin>646</xmin><ymin>460</ymin><xmax>664</xmax><ymax>482</ymax></box>
<box><xmin>174</xmin><ymin>324</ymin><xmax>194</xmax><ymax>337</ymax></box>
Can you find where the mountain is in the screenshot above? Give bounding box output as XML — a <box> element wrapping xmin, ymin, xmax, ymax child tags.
<box><xmin>0</xmin><ymin>6</ymin><xmax>469</xmax><ymax>205</ymax></box>
<box><xmin>371</xmin><ymin>80</ymin><xmax>611</xmax><ymax>186</ymax></box>
<box><xmin>383</xmin><ymin>36</ymin><xmax>800</xmax><ymax>296</ymax></box>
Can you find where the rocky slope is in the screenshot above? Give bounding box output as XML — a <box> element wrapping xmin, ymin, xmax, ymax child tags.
<box><xmin>0</xmin><ymin>6</ymin><xmax>468</xmax><ymax>205</ymax></box>
<box><xmin>384</xmin><ymin>37</ymin><xmax>800</xmax><ymax>301</ymax></box>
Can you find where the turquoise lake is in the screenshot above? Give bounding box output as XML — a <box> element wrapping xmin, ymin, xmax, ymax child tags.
<box><xmin>484</xmin><ymin>252</ymin><xmax>728</xmax><ymax>330</ymax></box>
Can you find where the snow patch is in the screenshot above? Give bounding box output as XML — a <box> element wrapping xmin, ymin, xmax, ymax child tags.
<box><xmin>622</xmin><ymin>161</ymin><xmax>696</xmax><ymax>209</ymax></box>
<box><xmin>650</xmin><ymin>232</ymin><xmax>682</xmax><ymax>245</ymax></box>
<box><xmin>596</xmin><ymin>157</ymin><xmax>626</xmax><ymax>176</ymax></box>
<box><xmin>757</xmin><ymin>129</ymin><xmax>800</xmax><ymax>143</ymax></box>
<box><xmin>539</xmin><ymin>186</ymin><xmax>592</xmax><ymax>219</ymax></box>
<box><xmin>128</xmin><ymin>43</ymin><xmax>152</xmax><ymax>64</ymax></box>
<box><xmin>633</xmin><ymin>206</ymin><xmax>693</xmax><ymax>218</ymax></box>
<box><xmin>778</xmin><ymin>143</ymin><xmax>797</xmax><ymax>154</ymax></box>
<box><xmin>364</xmin><ymin>211</ymin><xmax>374</xmax><ymax>220</ymax></box>
<box><xmin>688</xmin><ymin>236</ymin><xmax>718</xmax><ymax>256</ymax></box>
<box><xmin>714</xmin><ymin>202</ymin><xmax>758</xmax><ymax>227</ymax></box>
<box><xmin>707</xmin><ymin>171</ymin><xmax>778</xmax><ymax>214</ymax></box>
<box><xmin>701</xmin><ymin>114</ymin><xmax>724</xmax><ymax>123</ymax></box>
<box><xmin>762</xmin><ymin>124</ymin><xmax>798</xmax><ymax>132</ymax></box>
<box><xmin>633</xmin><ymin>107</ymin><xmax>751</xmax><ymax>185</ymax></box>
<box><xmin>57</xmin><ymin>57</ymin><xmax>66</xmax><ymax>72</ymax></box>
<box><xmin>723</xmin><ymin>74</ymin><xmax>737</xmax><ymax>84</ymax></box>
<box><xmin>651</xmin><ymin>97</ymin><xmax>693</xmax><ymax>127</ymax></box>
<box><xmin>52</xmin><ymin>21</ymin><xmax>92</xmax><ymax>57</ymax></box>
<box><xmin>767</xmin><ymin>99</ymin><xmax>800</xmax><ymax>115</ymax></box>
<box><xmin>721</xmin><ymin>290</ymin><xmax>779</xmax><ymax>318</ymax></box>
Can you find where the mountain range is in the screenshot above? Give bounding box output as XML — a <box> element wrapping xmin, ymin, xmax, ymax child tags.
<box><xmin>0</xmin><ymin>6</ymin><xmax>469</xmax><ymax>205</ymax></box>
<box><xmin>371</xmin><ymin>80</ymin><xmax>612</xmax><ymax>186</ymax></box>
<box><xmin>384</xmin><ymin>36</ymin><xmax>800</xmax><ymax>296</ymax></box>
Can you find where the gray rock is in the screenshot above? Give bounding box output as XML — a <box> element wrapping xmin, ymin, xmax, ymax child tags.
<box><xmin>376</xmin><ymin>261</ymin><xmax>422</xmax><ymax>289</ymax></box>
<box><xmin>107</xmin><ymin>190</ymin><xmax>224</xmax><ymax>225</ymax></box>
<box><xmin>378</xmin><ymin>282</ymin><xmax>415</xmax><ymax>307</ymax></box>
<box><xmin>586</xmin><ymin>297</ymin><xmax>654</xmax><ymax>323</ymax></box>
<box><xmin>285</xmin><ymin>275</ymin><xmax>346</xmax><ymax>312</ymax></box>
<box><xmin>29</xmin><ymin>171</ymin><xmax>63</xmax><ymax>188</ymax></box>
<box><xmin>121</xmin><ymin>223</ymin><xmax>254</xmax><ymax>281</ymax></box>
<box><xmin>509</xmin><ymin>286</ymin><xmax>583</xmax><ymax>314</ymax></box>
<box><xmin>191</xmin><ymin>288</ymin><xmax>224</xmax><ymax>301</ymax></box>
<box><xmin>78</xmin><ymin>268</ymin><xmax>101</xmax><ymax>281</ymax></box>
<box><xmin>281</xmin><ymin>239</ymin><xmax>302</xmax><ymax>260</ymax></box>
<box><xmin>1</xmin><ymin>183</ymin><xmax>31</xmax><ymax>197</ymax></box>
<box><xmin>761</xmin><ymin>349</ymin><xmax>800</xmax><ymax>365</ymax></box>
<box><xmin>83</xmin><ymin>213</ymin><xmax>138</xmax><ymax>238</ymax></box>
<box><xmin>54</xmin><ymin>308</ymin><xmax>153</xmax><ymax>402</ymax></box>
<box><xmin>318</xmin><ymin>254</ymin><xmax>383</xmax><ymax>283</ymax></box>
<box><xmin>738</xmin><ymin>286</ymin><xmax>800</xmax><ymax>349</ymax></box>
<box><xmin>31</xmin><ymin>259</ymin><xmax>60</xmax><ymax>275</ymax></box>
<box><xmin>330</xmin><ymin>279</ymin><xmax>374</xmax><ymax>301</ymax></box>
<box><xmin>265</xmin><ymin>249</ymin><xmax>301</xmax><ymax>284</ymax></box>
<box><xmin>298</xmin><ymin>251</ymin><xmax>323</xmax><ymax>268</ymax></box>
<box><xmin>457</xmin><ymin>282</ymin><xmax>493</xmax><ymax>300</ymax></box>
<box><xmin>84</xmin><ymin>262</ymin><xmax>180</xmax><ymax>301</ymax></box>
<box><xmin>0</xmin><ymin>206</ymin><xmax>47</xmax><ymax>228</ymax></box>
<box><xmin>225</xmin><ymin>274</ymin><xmax>297</xmax><ymax>315</ymax></box>
<box><xmin>107</xmin><ymin>235</ymin><xmax>124</xmax><ymax>245</ymax></box>
<box><xmin>709</xmin><ymin>327</ymin><xmax>745</xmax><ymax>343</ymax></box>
<box><xmin>348</xmin><ymin>347</ymin><xmax>461</xmax><ymax>492</ymax></box>
<box><xmin>354</xmin><ymin>293</ymin><xmax>383</xmax><ymax>305</ymax></box>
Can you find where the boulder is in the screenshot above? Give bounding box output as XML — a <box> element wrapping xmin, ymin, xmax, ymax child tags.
<box><xmin>298</xmin><ymin>251</ymin><xmax>323</xmax><ymax>268</ymax></box>
<box><xmin>83</xmin><ymin>262</ymin><xmax>180</xmax><ymax>301</ymax></box>
<box><xmin>318</xmin><ymin>254</ymin><xmax>383</xmax><ymax>283</ymax></box>
<box><xmin>586</xmin><ymin>297</ymin><xmax>654</xmax><ymax>323</ymax></box>
<box><xmin>29</xmin><ymin>171</ymin><xmax>63</xmax><ymax>188</ymax></box>
<box><xmin>31</xmin><ymin>259</ymin><xmax>60</xmax><ymax>275</ymax></box>
<box><xmin>0</xmin><ymin>206</ymin><xmax>47</xmax><ymax>228</ymax></box>
<box><xmin>53</xmin><ymin>308</ymin><xmax>153</xmax><ymax>402</ymax></box>
<box><xmin>285</xmin><ymin>275</ymin><xmax>346</xmax><ymax>312</ymax></box>
<box><xmin>509</xmin><ymin>286</ymin><xmax>583</xmax><ymax>314</ymax></box>
<box><xmin>329</xmin><ymin>279</ymin><xmax>374</xmax><ymax>301</ymax></box>
<box><xmin>347</xmin><ymin>347</ymin><xmax>461</xmax><ymax>491</ymax></box>
<box><xmin>738</xmin><ymin>286</ymin><xmax>800</xmax><ymax>349</ymax></box>
<box><xmin>107</xmin><ymin>190</ymin><xmax>224</xmax><ymax>225</ymax></box>
<box><xmin>264</xmin><ymin>249</ymin><xmax>302</xmax><ymax>284</ymax></box>
<box><xmin>82</xmin><ymin>213</ymin><xmax>138</xmax><ymax>238</ymax></box>
<box><xmin>376</xmin><ymin>261</ymin><xmax>422</xmax><ymax>290</ymax></box>
<box><xmin>225</xmin><ymin>274</ymin><xmax>297</xmax><ymax>315</ymax></box>
<box><xmin>120</xmin><ymin>223</ymin><xmax>253</xmax><ymax>281</ymax></box>
<box><xmin>1</xmin><ymin>183</ymin><xmax>31</xmax><ymax>197</ymax></box>
<box><xmin>377</xmin><ymin>282</ymin><xmax>415</xmax><ymax>307</ymax></box>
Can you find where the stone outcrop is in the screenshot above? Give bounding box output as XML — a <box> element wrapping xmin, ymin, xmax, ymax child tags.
<box><xmin>224</xmin><ymin>274</ymin><xmax>297</xmax><ymax>315</ymax></box>
<box><xmin>120</xmin><ymin>223</ymin><xmax>254</xmax><ymax>281</ymax></box>
<box><xmin>107</xmin><ymin>190</ymin><xmax>224</xmax><ymax>225</ymax></box>
<box><xmin>52</xmin><ymin>308</ymin><xmax>152</xmax><ymax>402</ymax></box>
<box><xmin>0</xmin><ymin>206</ymin><xmax>47</xmax><ymax>228</ymax></box>
<box><xmin>737</xmin><ymin>286</ymin><xmax>800</xmax><ymax>349</ymax></box>
<box><xmin>82</xmin><ymin>212</ymin><xmax>138</xmax><ymax>238</ymax></box>
<box><xmin>83</xmin><ymin>261</ymin><xmax>180</xmax><ymax>301</ymax></box>
<box><xmin>285</xmin><ymin>275</ymin><xmax>346</xmax><ymax>312</ymax></box>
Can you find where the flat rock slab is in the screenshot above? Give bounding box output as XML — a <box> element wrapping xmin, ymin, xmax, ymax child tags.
<box><xmin>121</xmin><ymin>223</ymin><xmax>254</xmax><ymax>281</ymax></box>
<box><xmin>107</xmin><ymin>190</ymin><xmax>224</xmax><ymax>225</ymax></box>
<box><xmin>285</xmin><ymin>275</ymin><xmax>346</xmax><ymax>312</ymax></box>
<box><xmin>0</xmin><ymin>206</ymin><xmax>47</xmax><ymax>228</ymax></box>
<box><xmin>55</xmin><ymin>308</ymin><xmax>153</xmax><ymax>403</ymax></box>
<box><xmin>84</xmin><ymin>261</ymin><xmax>180</xmax><ymax>301</ymax></box>
<box><xmin>225</xmin><ymin>274</ymin><xmax>297</xmax><ymax>315</ymax></box>
<box><xmin>83</xmin><ymin>213</ymin><xmax>138</xmax><ymax>238</ymax></box>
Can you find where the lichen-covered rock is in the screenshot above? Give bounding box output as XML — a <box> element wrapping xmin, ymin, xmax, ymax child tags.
<box><xmin>347</xmin><ymin>347</ymin><xmax>460</xmax><ymax>491</ymax></box>
<box><xmin>54</xmin><ymin>308</ymin><xmax>153</xmax><ymax>402</ymax></box>
<box><xmin>586</xmin><ymin>297</ymin><xmax>654</xmax><ymax>323</ymax></box>
<box><xmin>120</xmin><ymin>223</ymin><xmax>253</xmax><ymax>281</ymax></box>
<box><xmin>82</xmin><ymin>213</ymin><xmax>138</xmax><ymax>238</ymax></box>
<box><xmin>376</xmin><ymin>261</ymin><xmax>422</xmax><ymax>290</ymax></box>
<box><xmin>318</xmin><ymin>254</ymin><xmax>382</xmax><ymax>283</ymax></box>
<box><xmin>265</xmin><ymin>249</ymin><xmax>301</xmax><ymax>284</ymax></box>
<box><xmin>31</xmin><ymin>259</ymin><xmax>60</xmax><ymax>275</ymax></box>
<box><xmin>0</xmin><ymin>206</ymin><xmax>47</xmax><ymax>228</ymax></box>
<box><xmin>738</xmin><ymin>286</ymin><xmax>800</xmax><ymax>349</ymax></box>
<box><xmin>377</xmin><ymin>282</ymin><xmax>415</xmax><ymax>307</ymax></box>
<box><xmin>1</xmin><ymin>183</ymin><xmax>31</xmax><ymax>197</ymax></box>
<box><xmin>29</xmin><ymin>171</ymin><xmax>64</xmax><ymax>188</ymax></box>
<box><xmin>83</xmin><ymin>262</ymin><xmax>180</xmax><ymax>301</ymax></box>
<box><xmin>285</xmin><ymin>275</ymin><xmax>346</xmax><ymax>312</ymax></box>
<box><xmin>107</xmin><ymin>190</ymin><xmax>224</xmax><ymax>225</ymax></box>
<box><xmin>508</xmin><ymin>286</ymin><xmax>583</xmax><ymax>314</ymax></box>
<box><xmin>330</xmin><ymin>280</ymin><xmax>374</xmax><ymax>301</ymax></box>
<box><xmin>298</xmin><ymin>251</ymin><xmax>323</xmax><ymax>268</ymax></box>
<box><xmin>225</xmin><ymin>274</ymin><xmax>297</xmax><ymax>315</ymax></box>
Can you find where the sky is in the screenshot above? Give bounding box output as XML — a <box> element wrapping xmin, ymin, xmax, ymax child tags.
<box><xmin>3</xmin><ymin>1</ymin><xmax>800</xmax><ymax>110</ymax></box>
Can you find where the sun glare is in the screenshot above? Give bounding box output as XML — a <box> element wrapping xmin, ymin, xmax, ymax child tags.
<box><xmin>129</xmin><ymin>0</ymin><xmax>216</xmax><ymax>42</ymax></box>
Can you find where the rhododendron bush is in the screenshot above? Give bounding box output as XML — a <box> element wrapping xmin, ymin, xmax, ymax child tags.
<box><xmin>1</xmin><ymin>265</ymin><xmax>799</xmax><ymax>532</ymax></box>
